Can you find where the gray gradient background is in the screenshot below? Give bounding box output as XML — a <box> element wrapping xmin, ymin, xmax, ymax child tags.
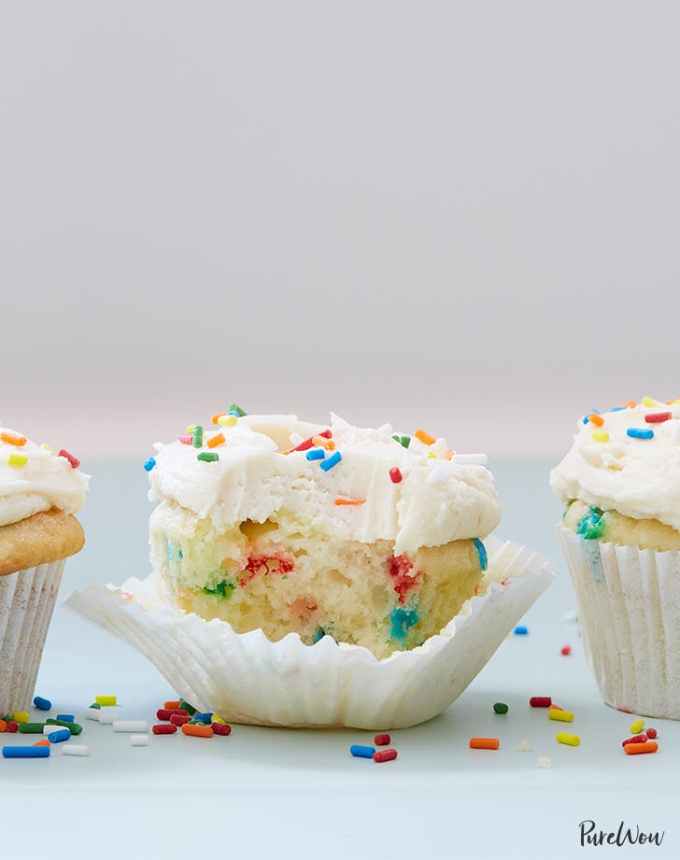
<box><xmin>3</xmin><ymin>1</ymin><xmax>680</xmax><ymax>458</ymax></box>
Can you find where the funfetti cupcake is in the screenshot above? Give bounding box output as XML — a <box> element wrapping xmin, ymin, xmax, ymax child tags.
<box><xmin>69</xmin><ymin>406</ymin><xmax>553</xmax><ymax>729</ymax></box>
<box><xmin>552</xmin><ymin>396</ymin><xmax>680</xmax><ymax>720</ymax></box>
<box><xmin>0</xmin><ymin>427</ymin><xmax>88</xmax><ymax>713</ymax></box>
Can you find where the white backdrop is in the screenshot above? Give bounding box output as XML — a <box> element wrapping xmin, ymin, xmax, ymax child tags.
<box><xmin>2</xmin><ymin>1</ymin><xmax>679</xmax><ymax>457</ymax></box>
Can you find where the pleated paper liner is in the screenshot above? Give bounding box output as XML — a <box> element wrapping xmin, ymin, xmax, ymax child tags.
<box><xmin>0</xmin><ymin>560</ymin><xmax>65</xmax><ymax>713</ymax></box>
<box><xmin>67</xmin><ymin>538</ymin><xmax>554</xmax><ymax>729</ymax></box>
<box><xmin>559</xmin><ymin>526</ymin><xmax>680</xmax><ymax>720</ymax></box>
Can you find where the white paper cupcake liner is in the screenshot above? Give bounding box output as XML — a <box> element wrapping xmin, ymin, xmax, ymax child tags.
<box><xmin>66</xmin><ymin>538</ymin><xmax>553</xmax><ymax>729</ymax></box>
<box><xmin>0</xmin><ymin>560</ymin><xmax>65</xmax><ymax>714</ymax></box>
<box><xmin>559</xmin><ymin>526</ymin><xmax>680</xmax><ymax>720</ymax></box>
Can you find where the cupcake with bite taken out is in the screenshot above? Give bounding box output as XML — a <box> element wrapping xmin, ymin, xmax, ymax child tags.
<box><xmin>0</xmin><ymin>426</ymin><xmax>88</xmax><ymax>713</ymax></box>
<box><xmin>552</xmin><ymin>395</ymin><xmax>680</xmax><ymax>719</ymax></box>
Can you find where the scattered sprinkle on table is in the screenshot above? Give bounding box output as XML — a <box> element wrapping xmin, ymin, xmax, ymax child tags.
<box><xmin>3</xmin><ymin>745</ymin><xmax>49</xmax><ymax>758</ymax></box>
<box><xmin>549</xmin><ymin>708</ymin><xmax>574</xmax><ymax>723</ymax></box>
<box><xmin>153</xmin><ymin>724</ymin><xmax>177</xmax><ymax>735</ymax></box>
<box><xmin>469</xmin><ymin>737</ymin><xmax>500</xmax><ymax>750</ymax></box>
<box><xmin>374</xmin><ymin>733</ymin><xmax>391</xmax><ymax>746</ymax></box>
<box><xmin>350</xmin><ymin>744</ymin><xmax>375</xmax><ymax>759</ymax></box>
<box><xmin>630</xmin><ymin>718</ymin><xmax>645</xmax><ymax>734</ymax></box>
<box><xmin>646</xmin><ymin>727</ymin><xmax>658</xmax><ymax>739</ymax></box>
<box><xmin>536</xmin><ymin>755</ymin><xmax>552</xmax><ymax>769</ymax></box>
<box><xmin>530</xmin><ymin>697</ymin><xmax>552</xmax><ymax>708</ymax></box>
<box><xmin>33</xmin><ymin>696</ymin><xmax>51</xmax><ymax>711</ymax></box>
<box><xmin>560</xmin><ymin>645</ymin><xmax>572</xmax><ymax>656</ymax></box>
<box><xmin>95</xmin><ymin>695</ymin><xmax>117</xmax><ymax>707</ymax></box>
<box><xmin>622</xmin><ymin>734</ymin><xmax>647</xmax><ymax>747</ymax></box>
<box><xmin>556</xmin><ymin>732</ymin><xmax>580</xmax><ymax>747</ymax></box>
<box><xmin>130</xmin><ymin>734</ymin><xmax>150</xmax><ymax>747</ymax></box>
<box><xmin>513</xmin><ymin>625</ymin><xmax>528</xmax><ymax>636</ymax></box>
<box><xmin>493</xmin><ymin>702</ymin><xmax>509</xmax><ymax>715</ymax></box>
<box><xmin>624</xmin><ymin>741</ymin><xmax>658</xmax><ymax>756</ymax></box>
<box><xmin>374</xmin><ymin>748</ymin><xmax>398</xmax><ymax>763</ymax></box>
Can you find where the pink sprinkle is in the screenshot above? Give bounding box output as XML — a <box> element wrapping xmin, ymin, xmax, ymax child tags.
<box><xmin>389</xmin><ymin>467</ymin><xmax>403</xmax><ymax>484</ymax></box>
<box><xmin>58</xmin><ymin>449</ymin><xmax>80</xmax><ymax>469</ymax></box>
<box><xmin>178</xmin><ymin>435</ymin><xmax>192</xmax><ymax>444</ymax></box>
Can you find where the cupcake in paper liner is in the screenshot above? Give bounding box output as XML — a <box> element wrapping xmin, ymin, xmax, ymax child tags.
<box><xmin>68</xmin><ymin>407</ymin><xmax>553</xmax><ymax>728</ymax></box>
<box><xmin>552</xmin><ymin>395</ymin><xmax>680</xmax><ymax>720</ymax></box>
<box><xmin>0</xmin><ymin>426</ymin><xmax>88</xmax><ymax>713</ymax></box>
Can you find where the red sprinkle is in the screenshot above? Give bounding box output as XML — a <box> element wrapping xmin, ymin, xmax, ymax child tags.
<box><xmin>152</xmin><ymin>723</ymin><xmax>177</xmax><ymax>735</ymax></box>
<box><xmin>388</xmin><ymin>555</ymin><xmax>419</xmax><ymax>604</ymax></box>
<box><xmin>170</xmin><ymin>713</ymin><xmax>190</xmax><ymax>726</ymax></box>
<box><xmin>292</xmin><ymin>438</ymin><xmax>314</xmax><ymax>452</ymax></box>
<box><xmin>5</xmin><ymin>720</ymin><xmax>18</xmax><ymax>733</ymax></box>
<box><xmin>646</xmin><ymin>727</ymin><xmax>658</xmax><ymax>739</ymax></box>
<box><xmin>622</xmin><ymin>733</ymin><xmax>647</xmax><ymax>747</ymax></box>
<box><xmin>374</xmin><ymin>733</ymin><xmax>391</xmax><ymax>746</ymax></box>
<box><xmin>561</xmin><ymin>645</ymin><xmax>572</xmax><ymax>656</ymax></box>
<box><xmin>645</xmin><ymin>412</ymin><xmax>672</xmax><ymax>424</ymax></box>
<box><xmin>212</xmin><ymin>723</ymin><xmax>232</xmax><ymax>736</ymax></box>
<box><xmin>389</xmin><ymin>467</ymin><xmax>403</xmax><ymax>484</ymax></box>
<box><xmin>58</xmin><ymin>449</ymin><xmax>80</xmax><ymax>469</ymax></box>
<box><xmin>319</xmin><ymin>430</ymin><xmax>333</xmax><ymax>439</ymax></box>
<box><xmin>529</xmin><ymin>696</ymin><xmax>552</xmax><ymax>708</ymax></box>
<box><xmin>373</xmin><ymin>748</ymin><xmax>398</xmax><ymax>763</ymax></box>
<box><xmin>156</xmin><ymin>709</ymin><xmax>173</xmax><ymax>721</ymax></box>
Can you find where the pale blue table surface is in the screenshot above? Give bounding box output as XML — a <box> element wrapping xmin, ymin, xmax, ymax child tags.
<box><xmin>2</xmin><ymin>461</ymin><xmax>677</xmax><ymax>859</ymax></box>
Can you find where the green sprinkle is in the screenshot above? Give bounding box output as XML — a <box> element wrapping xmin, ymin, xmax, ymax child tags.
<box><xmin>88</xmin><ymin>703</ymin><xmax>101</xmax><ymax>710</ymax></box>
<box><xmin>228</xmin><ymin>403</ymin><xmax>246</xmax><ymax>417</ymax></box>
<box><xmin>192</xmin><ymin>425</ymin><xmax>204</xmax><ymax>448</ymax></box>
<box><xmin>179</xmin><ymin>700</ymin><xmax>196</xmax><ymax>716</ymax></box>
<box><xmin>18</xmin><ymin>722</ymin><xmax>45</xmax><ymax>733</ymax></box>
<box><xmin>577</xmin><ymin>507</ymin><xmax>605</xmax><ymax>540</ymax></box>
<box><xmin>392</xmin><ymin>434</ymin><xmax>411</xmax><ymax>448</ymax></box>
<box><xmin>197</xmin><ymin>452</ymin><xmax>219</xmax><ymax>463</ymax></box>
<box><xmin>493</xmin><ymin>702</ymin><xmax>509</xmax><ymax>715</ymax></box>
<box><xmin>46</xmin><ymin>718</ymin><xmax>82</xmax><ymax>735</ymax></box>
<box><xmin>203</xmin><ymin>579</ymin><xmax>235</xmax><ymax>599</ymax></box>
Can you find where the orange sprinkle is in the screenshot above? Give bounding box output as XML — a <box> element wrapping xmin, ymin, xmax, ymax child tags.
<box><xmin>207</xmin><ymin>433</ymin><xmax>225</xmax><ymax>449</ymax></box>
<box><xmin>326</xmin><ymin>440</ymin><xmax>336</xmax><ymax>451</ymax></box>
<box><xmin>164</xmin><ymin>700</ymin><xmax>181</xmax><ymax>710</ymax></box>
<box><xmin>182</xmin><ymin>724</ymin><xmax>213</xmax><ymax>738</ymax></box>
<box><xmin>312</xmin><ymin>436</ymin><xmax>336</xmax><ymax>451</ymax></box>
<box><xmin>624</xmin><ymin>741</ymin><xmax>658</xmax><ymax>756</ymax></box>
<box><xmin>1</xmin><ymin>432</ymin><xmax>27</xmax><ymax>447</ymax></box>
<box><xmin>626</xmin><ymin>400</ymin><xmax>637</xmax><ymax>408</ymax></box>
<box><xmin>444</xmin><ymin>449</ymin><xmax>455</xmax><ymax>460</ymax></box>
<box><xmin>414</xmin><ymin>429</ymin><xmax>436</xmax><ymax>446</ymax></box>
<box><xmin>334</xmin><ymin>497</ymin><xmax>366</xmax><ymax>507</ymax></box>
<box><xmin>588</xmin><ymin>414</ymin><xmax>604</xmax><ymax>427</ymax></box>
<box><xmin>469</xmin><ymin>737</ymin><xmax>500</xmax><ymax>750</ymax></box>
<box><xmin>0</xmin><ymin>720</ymin><xmax>6</xmax><ymax>732</ymax></box>
<box><xmin>33</xmin><ymin>739</ymin><xmax>50</xmax><ymax>747</ymax></box>
<box><xmin>211</xmin><ymin>413</ymin><xmax>226</xmax><ymax>425</ymax></box>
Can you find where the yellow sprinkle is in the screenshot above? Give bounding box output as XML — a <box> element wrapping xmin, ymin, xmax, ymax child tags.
<box><xmin>186</xmin><ymin>425</ymin><xmax>195</xmax><ymax>433</ymax></box>
<box><xmin>630</xmin><ymin>718</ymin><xmax>645</xmax><ymax>734</ymax></box>
<box><xmin>212</xmin><ymin>713</ymin><xmax>226</xmax><ymax>725</ymax></box>
<box><xmin>40</xmin><ymin>443</ymin><xmax>52</xmax><ymax>453</ymax></box>
<box><xmin>641</xmin><ymin>396</ymin><xmax>657</xmax><ymax>407</ymax></box>
<box><xmin>556</xmin><ymin>732</ymin><xmax>580</xmax><ymax>747</ymax></box>
<box><xmin>217</xmin><ymin>415</ymin><xmax>238</xmax><ymax>427</ymax></box>
<box><xmin>12</xmin><ymin>711</ymin><xmax>30</xmax><ymax>723</ymax></box>
<box><xmin>549</xmin><ymin>708</ymin><xmax>574</xmax><ymax>723</ymax></box>
<box><xmin>427</xmin><ymin>451</ymin><xmax>437</xmax><ymax>459</ymax></box>
<box><xmin>7</xmin><ymin>453</ymin><xmax>28</xmax><ymax>468</ymax></box>
<box><xmin>95</xmin><ymin>695</ymin><xmax>117</xmax><ymax>707</ymax></box>
<box><xmin>592</xmin><ymin>430</ymin><xmax>609</xmax><ymax>443</ymax></box>
<box><xmin>414</xmin><ymin>428</ymin><xmax>436</xmax><ymax>446</ymax></box>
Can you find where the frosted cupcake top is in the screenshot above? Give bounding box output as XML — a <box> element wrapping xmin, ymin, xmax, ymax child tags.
<box><xmin>551</xmin><ymin>396</ymin><xmax>680</xmax><ymax>530</ymax></box>
<box><xmin>147</xmin><ymin>407</ymin><xmax>501</xmax><ymax>553</ymax></box>
<box><xmin>0</xmin><ymin>427</ymin><xmax>89</xmax><ymax>527</ymax></box>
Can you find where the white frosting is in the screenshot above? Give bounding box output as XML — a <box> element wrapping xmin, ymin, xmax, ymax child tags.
<box><xmin>551</xmin><ymin>400</ymin><xmax>680</xmax><ymax>531</ymax></box>
<box><xmin>149</xmin><ymin>413</ymin><xmax>500</xmax><ymax>553</ymax></box>
<box><xmin>0</xmin><ymin>427</ymin><xmax>89</xmax><ymax>527</ymax></box>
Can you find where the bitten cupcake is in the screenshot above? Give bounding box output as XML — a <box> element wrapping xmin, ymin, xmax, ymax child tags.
<box><xmin>0</xmin><ymin>427</ymin><xmax>88</xmax><ymax>713</ymax></box>
<box><xmin>551</xmin><ymin>396</ymin><xmax>680</xmax><ymax>719</ymax></box>
<box><xmin>70</xmin><ymin>404</ymin><xmax>553</xmax><ymax>729</ymax></box>
<box><xmin>148</xmin><ymin>410</ymin><xmax>500</xmax><ymax>659</ymax></box>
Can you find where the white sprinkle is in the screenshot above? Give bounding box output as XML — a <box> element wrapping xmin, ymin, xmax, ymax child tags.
<box><xmin>43</xmin><ymin>725</ymin><xmax>70</xmax><ymax>736</ymax></box>
<box><xmin>98</xmin><ymin>709</ymin><xmax>119</xmax><ymax>725</ymax></box>
<box><xmin>515</xmin><ymin>739</ymin><xmax>533</xmax><ymax>752</ymax></box>
<box><xmin>536</xmin><ymin>755</ymin><xmax>552</xmax><ymax>769</ymax></box>
<box><xmin>562</xmin><ymin>609</ymin><xmax>578</xmax><ymax>623</ymax></box>
<box><xmin>113</xmin><ymin>720</ymin><xmax>148</xmax><ymax>733</ymax></box>
<box><xmin>62</xmin><ymin>744</ymin><xmax>90</xmax><ymax>757</ymax></box>
<box><xmin>84</xmin><ymin>708</ymin><xmax>102</xmax><ymax>722</ymax></box>
<box><xmin>452</xmin><ymin>453</ymin><xmax>488</xmax><ymax>466</ymax></box>
<box><xmin>130</xmin><ymin>734</ymin><xmax>150</xmax><ymax>747</ymax></box>
<box><xmin>152</xmin><ymin>441</ymin><xmax>164</xmax><ymax>452</ymax></box>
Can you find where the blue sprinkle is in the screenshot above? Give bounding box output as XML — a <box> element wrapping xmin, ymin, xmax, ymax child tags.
<box><xmin>609</xmin><ymin>406</ymin><xmax>626</xmax><ymax>412</ymax></box>
<box><xmin>46</xmin><ymin>729</ymin><xmax>70</xmax><ymax>744</ymax></box>
<box><xmin>319</xmin><ymin>451</ymin><xmax>342</xmax><ymax>472</ymax></box>
<box><xmin>306</xmin><ymin>448</ymin><xmax>326</xmax><ymax>461</ymax></box>
<box><xmin>312</xmin><ymin>627</ymin><xmax>326</xmax><ymax>643</ymax></box>
<box><xmin>33</xmin><ymin>696</ymin><xmax>51</xmax><ymax>711</ymax></box>
<box><xmin>582</xmin><ymin>416</ymin><xmax>589</xmax><ymax>425</ymax></box>
<box><xmin>56</xmin><ymin>714</ymin><xmax>75</xmax><ymax>722</ymax></box>
<box><xmin>167</xmin><ymin>542</ymin><xmax>174</xmax><ymax>561</ymax></box>
<box><xmin>2</xmin><ymin>746</ymin><xmax>50</xmax><ymax>759</ymax></box>
<box><xmin>143</xmin><ymin>457</ymin><xmax>156</xmax><ymax>472</ymax></box>
<box><xmin>513</xmin><ymin>625</ymin><xmax>529</xmax><ymax>636</ymax></box>
<box><xmin>627</xmin><ymin>428</ymin><xmax>654</xmax><ymax>440</ymax></box>
<box><xmin>390</xmin><ymin>607</ymin><xmax>419</xmax><ymax>641</ymax></box>
<box><xmin>350</xmin><ymin>745</ymin><xmax>375</xmax><ymax>759</ymax></box>
<box><xmin>194</xmin><ymin>712</ymin><xmax>212</xmax><ymax>724</ymax></box>
<box><xmin>473</xmin><ymin>538</ymin><xmax>488</xmax><ymax>572</ymax></box>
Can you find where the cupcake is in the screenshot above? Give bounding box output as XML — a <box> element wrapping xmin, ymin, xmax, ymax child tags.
<box><xmin>0</xmin><ymin>427</ymin><xmax>88</xmax><ymax>713</ymax></box>
<box><xmin>551</xmin><ymin>396</ymin><xmax>680</xmax><ymax>719</ymax></box>
<box><xmin>147</xmin><ymin>411</ymin><xmax>500</xmax><ymax>659</ymax></box>
<box><xmin>69</xmin><ymin>406</ymin><xmax>553</xmax><ymax>728</ymax></box>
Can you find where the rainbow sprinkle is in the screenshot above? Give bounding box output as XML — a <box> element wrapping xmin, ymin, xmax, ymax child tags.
<box><xmin>319</xmin><ymin>451</ymin><xmax>342</xmax><ymax>472</ymax></box>
<box><xmin>7</xmin><ymin>453</ymin><xmax>27</xmax><ymax>468</ymax></box>
<box><xmin>627</xmin><ymin>428</ymin><xmax>654</xmax><ymax>440</ymax></box>
<box><xmin>143</xmin><ymin>457</ymin><xmax>156</xmax><ymax>472</ymax></box>
<box><xmin>192</xmin><ymin>426</ymin><xmax>204</xmax><ymax>448</ymax></box>
<box><xmin>197</xmin><ymin>452</ymin><xmax>219</xmax><ymax>463</ymax></box>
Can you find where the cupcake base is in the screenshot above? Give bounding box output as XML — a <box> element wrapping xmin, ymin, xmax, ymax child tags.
<box><xmin>559</xmin><ymin>526</ymin><xmax>680</xmax><ymax>720</ymax></box>
<box><xmin>66</xmin><ymin>538</ymin><xmax>553</xmax><ymax>729</ymax></box>
<box><xmin>0</xmin><ymin>560</ymin><xmax>64</xmax><ymax>713</ymax></box>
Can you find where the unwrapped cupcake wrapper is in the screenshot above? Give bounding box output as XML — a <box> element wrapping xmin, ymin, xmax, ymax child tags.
<box><xmin>559</xmin><ymin>526</ymin><xmax>680</xmax><ymax>720</ymax></box>
<box><xmin>66</xmin><ymin>538</ymin><xmax>553</xmax><ymax>729</ymax></box>
<box><xmin>0</xmin><ymin>560</ymin><xmax>65</xmax><ymax>714</ymax></box>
